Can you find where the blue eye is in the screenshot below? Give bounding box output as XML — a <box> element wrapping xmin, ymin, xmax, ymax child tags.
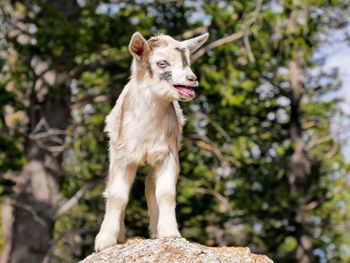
<box><xmin>157</xmin><ymin>60</ymin><xmax>168</xmax><ymax>68</ymax></box>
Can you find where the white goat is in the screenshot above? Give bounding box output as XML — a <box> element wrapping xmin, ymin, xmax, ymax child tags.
<box><xmin>94</xmin><ymin>31</ymin><xmax>209</xmax><ymax>252</ymax></box>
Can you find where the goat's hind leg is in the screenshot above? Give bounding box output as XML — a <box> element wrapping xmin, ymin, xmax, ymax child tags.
<box><xmin>94</xmin><ymin>160</ymin><xmax>137</xmax><ymax>251</ymax></box>
<box><xmin>145</xmin><ymin>169</ymin><xmax>159</xmax><ymax>238</ymax></box>
<box><xmin>118</xmin><ymin>209</ymin><xmax>126</xmax><ymax>243</ymax></box>
<box><xmin>154</xmin><ymin>152</ymin><xmax>181</xmax><ymax>238</ymax></box>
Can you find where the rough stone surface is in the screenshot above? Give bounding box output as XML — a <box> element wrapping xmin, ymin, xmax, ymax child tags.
<box><xmin>81</xmin><ymin>237</ymin><xmax>273</xmax><ymax>263</ymax></box>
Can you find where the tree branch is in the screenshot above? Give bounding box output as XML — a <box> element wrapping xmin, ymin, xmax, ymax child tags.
<box><xmin>306</xmin><ymin>122</ymin><xmax>350</xmax><ymax>150</ymax></box>
<box><xmin>191</xmin><ymin>0</ymin><xmax>263</xmax><ymax>62</ymax></box>
<box><xmin>260</xmin><ymin>74</ymin><xmax>292</xmax><ymax>97</ymax></box>
<box><xmin>12</xmin><ymin>201</ymin><xmax>48</xmax><ymax>229</ymax></box>
<box><xmin>55</xmin><ymin>179</ymin><xmax>101</xmax><ymax>218</ymax></box>
<box><xmin>242</xmin><ymin>0</ymin><xmax>264</xmax><ymax>63</ymax></box>
<box><xmin>192</xmin><ymin>31</ymin><xmax>243</xmax><ymax>62</ymax></box>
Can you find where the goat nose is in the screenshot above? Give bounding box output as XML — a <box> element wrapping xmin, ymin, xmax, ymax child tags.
<box><xmin>187</xmin><ymin>73</ymin><xmax>197</xmax><ymax>82</ymax></box>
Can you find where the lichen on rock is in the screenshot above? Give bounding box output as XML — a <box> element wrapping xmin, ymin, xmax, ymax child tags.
<box><xmin>81</xmin><ymin>237</ymin><xmax>273</xmax><ymax>263</ymax></box>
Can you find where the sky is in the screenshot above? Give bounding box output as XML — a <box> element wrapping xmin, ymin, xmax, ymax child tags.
<box><xmin>322</xmin><ymin>24</ymin><xmax>350</xmax><ymax>162</ymax></box>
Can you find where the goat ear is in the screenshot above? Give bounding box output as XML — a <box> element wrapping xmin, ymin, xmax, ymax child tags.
<box><xmin>129</xmin><ymin>32</ymin><xmax>149</xmax><ymax>60</ymax></box>
<box><xmin>182</xmin><ymin>33</ymin><xmax>209</xmax><ymax>53</ymax></box>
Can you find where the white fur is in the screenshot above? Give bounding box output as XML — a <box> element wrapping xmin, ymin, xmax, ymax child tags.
<box><xmin>95</xmin><ymin>31</ymin><xmax>208</xmax><ymax>251</ymax></box>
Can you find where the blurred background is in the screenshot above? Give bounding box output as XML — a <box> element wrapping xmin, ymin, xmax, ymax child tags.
<box><xmin>1</xmin><ymin>0</ymin><xmax>350</xmax><ymax>262</ymax></box>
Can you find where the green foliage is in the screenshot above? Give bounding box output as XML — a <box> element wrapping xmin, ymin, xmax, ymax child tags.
<box><xmin>0</xmin><ymin>19</ymin><xmax>26</xmax><ymax>195</ymax></box>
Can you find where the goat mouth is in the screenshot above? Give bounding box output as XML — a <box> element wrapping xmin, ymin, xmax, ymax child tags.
<box><xmin>173</xmin><ymin>85</ymin><xmax>195</xmax><ymax>97</ymax></box>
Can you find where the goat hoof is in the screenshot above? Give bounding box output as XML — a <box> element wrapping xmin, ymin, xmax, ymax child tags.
<box><xmin>157</xmin><ymin>230</ymin><xmax>181</xmax><ymax>239</ymax></box>
<box><xmin>94</xmin><ymin>232</ymin><xmax>117</xmax><ymax>252</ymax></box>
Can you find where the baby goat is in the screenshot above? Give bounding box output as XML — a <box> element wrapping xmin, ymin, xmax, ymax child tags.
<box><xmin>95</xmin><ymin>31</ymin><xmax>209</xmax><ymax>251</ymax></box>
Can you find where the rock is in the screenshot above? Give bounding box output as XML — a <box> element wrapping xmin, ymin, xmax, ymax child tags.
<box><xmin>81</xmin><ymin>237</ymin><xmax>273</xmax><ymax>263</ymax></box>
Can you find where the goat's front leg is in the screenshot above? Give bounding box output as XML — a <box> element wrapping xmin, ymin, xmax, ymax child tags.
<box><xmin>154</xmin><ymin>152</ymin><xmax>181</xmax><ymax>238</ymax></box>
<box><xmin>94</xmin><ymin>160</ymin><xmax>137</xmax><ymax>251</ymax></box>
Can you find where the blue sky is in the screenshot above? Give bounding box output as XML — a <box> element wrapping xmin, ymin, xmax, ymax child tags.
<box><xmin>322</xmin><ymin>24</ymin><xmax>350</xmax><ymax>162</ymax></box>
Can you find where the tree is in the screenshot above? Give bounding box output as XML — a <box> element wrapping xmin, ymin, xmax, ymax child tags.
<box><xmin>1</xmin><ymin>1</ymin><xmax>80</xmax><ymax>262</ymax></box>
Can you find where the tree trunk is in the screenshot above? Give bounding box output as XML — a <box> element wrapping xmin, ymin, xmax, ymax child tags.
<box><xmin>1</xmin><ymin>1</ymin><xmax>79</xmax><ymax>262</ymax></box>
<box><xmin>2</xmin><ymin>71</ymin><xmax>71</xmax><ymax>263</ymax></box>
<box><xmin>288</xmin><ymin>59</ymin><xmax>314</xmax><ymax>263</ymax></box>
<box><xmin>284</xmin><ymin>2</ymin><xmax>315</xmax><ymax>261</ymax></box>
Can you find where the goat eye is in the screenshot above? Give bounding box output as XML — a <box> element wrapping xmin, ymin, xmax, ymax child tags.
<box><xmin>157</xmin><ymin>60</ymin><xmax>168</xmax><ymax>68</ymax></box>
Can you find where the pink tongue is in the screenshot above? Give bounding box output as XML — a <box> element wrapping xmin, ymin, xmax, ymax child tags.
<box><xmin>176</xmin><ymin>86</ymin><xmax>195</xmax><ymax>97</ymax></box>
